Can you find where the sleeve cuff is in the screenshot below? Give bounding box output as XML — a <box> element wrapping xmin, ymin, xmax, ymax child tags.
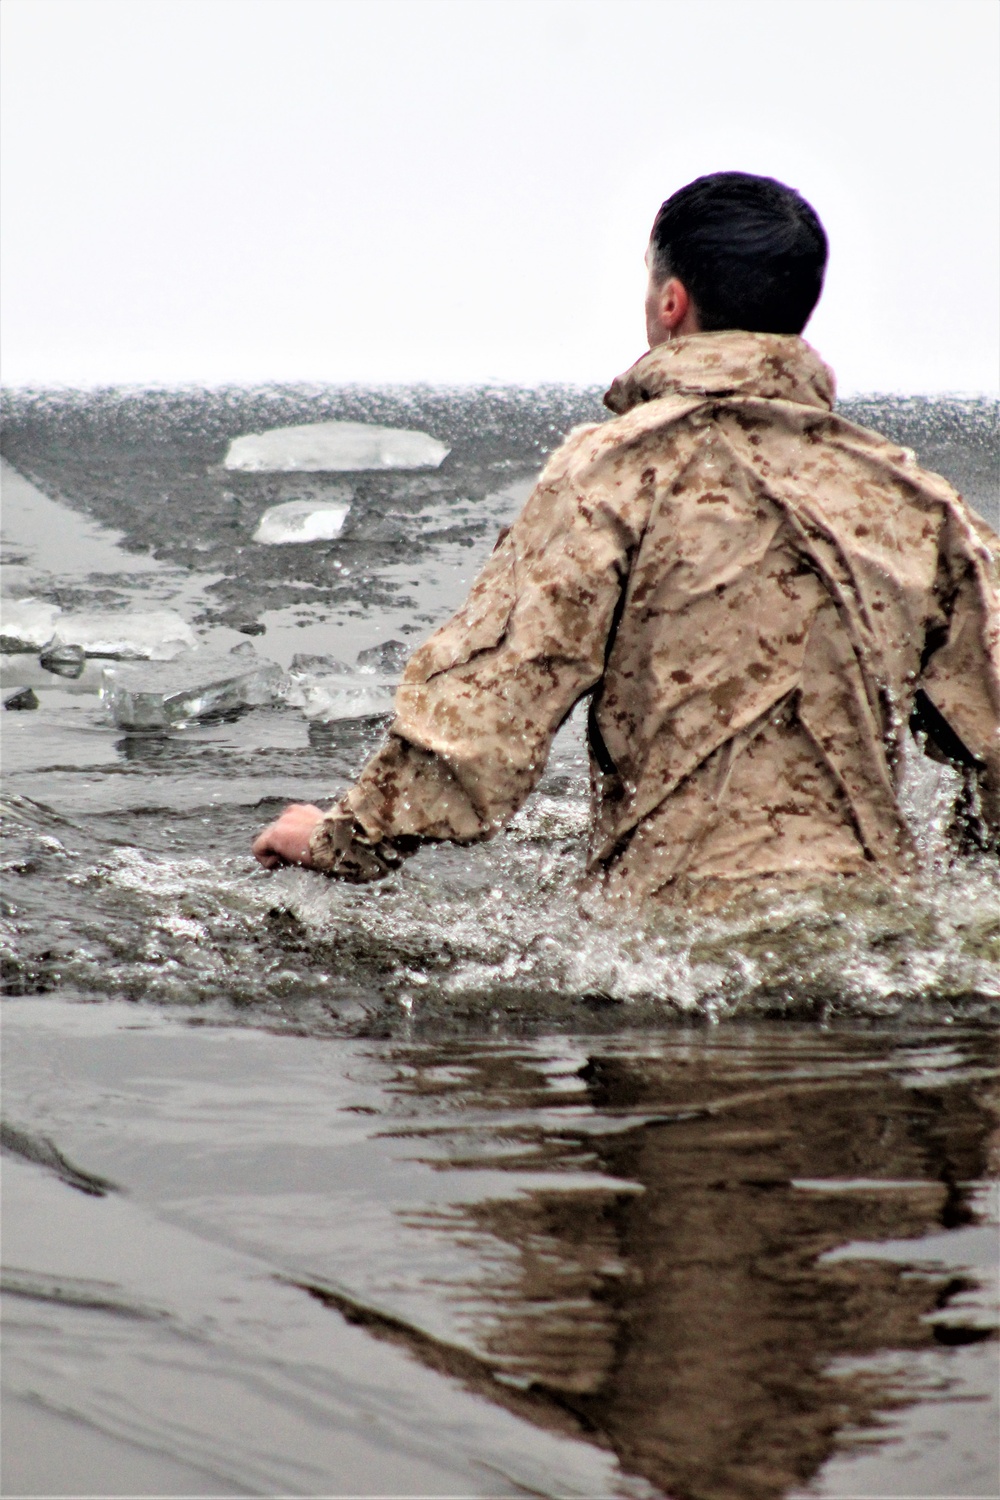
<box><xmin>308</xmin><ymin>801</ymin><xmax>416</xmax><ymax>882</ymax></box>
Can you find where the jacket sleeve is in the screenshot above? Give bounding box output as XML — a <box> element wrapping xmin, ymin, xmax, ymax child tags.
<box><xmin>309</xmin><ymin>429</ymin><xmax>638</xmax><ymax>877</ymax></box>
<box><xmin>919</xmin><ymin>505</ymin><xmax>1000</xmax><ymax>832</ymax></box>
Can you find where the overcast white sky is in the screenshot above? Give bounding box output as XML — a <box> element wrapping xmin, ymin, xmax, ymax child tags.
<box><xmin>2</xmin><ymin>0</ymin><xmax>997</xmax><ymax>393</ymax></box>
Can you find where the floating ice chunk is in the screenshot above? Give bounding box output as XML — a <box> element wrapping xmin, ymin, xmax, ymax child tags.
<box><xmin>276</xmin><ymin>640</ymin><xmax>406</xmax><ymax>721</ymax></box>
<box><xmin>4</xmin><ymin>687</ymin><xmax>39</xmax><ymax>710</ymax></box>
<box><xmin>253</xmin><ymin>499</ymin><xmax>351</xmax><ymax>545</ymax></box>
<box><xmin>356</xmin><ymin>639</ymin><xmax>409</xmax><ymax>675</ymax></box>
<box><xmin>225</xmin><ymin>420</ymin><xmax>449</xmax><ymax>473</ymax></box>
<box><xmin>101</xmin><ymin>650</ymin><xmax>283</xmax><ymax>731</ymax></box>
<box><xmin>296</xmin><ymin>676</ymin><xmax>395</xmax><ymax>722</ymax></box>
<box><xmin>228</xmin><ymin>639</ymin><xmax>261</xmax><ymax>661</ymax></box>
<box><xmin>39</xmin><ymin>642</ymin><xmax>86</xmax><ymax>678</ymax></box>
<box><xmin>289</xmin><ymin>652</ymin><xmax>354</xmax><ymax>674</ymax></box>
<box><xmin>0</xmin><ymin>597</ymin><xmax>62</xmax><ymax>653</ymax></box>
<box><xmin>0</xmin><ymin>599</ymin><xmax>193</xmax><ymax>665</ymax></box>
<box><xmin>48</xmin><ymin>609</ymin><xmax>197</xmax><ymax>661</ymax></box>
<box><xmin>279</xmin><ymin>664</ymin><xmax>395</xmax><ymax>722</ymax></box>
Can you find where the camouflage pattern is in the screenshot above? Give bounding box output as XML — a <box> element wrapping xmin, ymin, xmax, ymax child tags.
<box><xmin>311</xmin><ymin>331</ymin><xmax>1000</xmax><ymax>900</ymax></box>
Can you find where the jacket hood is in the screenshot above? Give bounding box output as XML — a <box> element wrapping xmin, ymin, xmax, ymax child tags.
<box><xmin>604</xmin><ymin>330</ymin><xmax>836</xmax><ymax>416</ymax></box>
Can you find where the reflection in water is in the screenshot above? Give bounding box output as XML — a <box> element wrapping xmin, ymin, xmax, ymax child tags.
<box><xmin>346</xmin><ymin>1029</ymin><xmax>997</xmax><ymax>1500</ymax></box>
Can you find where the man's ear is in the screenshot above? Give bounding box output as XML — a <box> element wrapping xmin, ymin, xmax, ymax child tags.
<box><xmin>656</xmin><ymin>277</ymin><xmax>691</xmax><ymax>335</ymax></box>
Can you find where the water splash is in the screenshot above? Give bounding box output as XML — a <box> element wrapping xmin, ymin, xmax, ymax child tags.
<box><xmin>4</xmin><ymin>753</ymin><xmax>995</xmax><ymax>1033</ymax></box>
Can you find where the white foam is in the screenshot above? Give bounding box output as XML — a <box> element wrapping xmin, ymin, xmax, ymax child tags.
<box><xmin>253</xmin><ymin>499</ymin><xmax>351</xmax><ymax>545</ymax></box>
<box><xmin>225</xmin><ymin>421</ymin><xmax>449</xmax><ymax>473</ymax></box>
<box><xmin>49</xmin><ymin>609</ymin><xmax>197</xmax><ymax>660</ymax></box>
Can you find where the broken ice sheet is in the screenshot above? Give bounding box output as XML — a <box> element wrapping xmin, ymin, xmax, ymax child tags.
<box><xmin>225</xmin><ymin>420</ymin><xmax>449</xmax><ymax>473</ymax></box>
<box><xmin>48</xmin><ymin>609</ymin><xmax>197</xmax><ymax>661</ymax></box>
<box><xmin>356</xmin><ymin>639</ymin><xmax>409</xmax><ymax>674</ymax></box>
<box><xmin>101</xmin><ymin>651</ymin><xmax>283</xmax><ymax>731</ymax></box>
<box><xmin>3</xmin><ymin>686</ymin><xmax>39</xmax><ymax>711</ymax></box>
<box><xmin>279</xmin><ymin>665</ymin><xmax>395</xmax><ymax>722</ymax></box>
<box><xmin>288</xmin><ymin>652</ymin><xmax>355</xmax><ymax>674</ymax></box>
<box><xmin>253</xmin><ymin>499</ymin><xmax>351</xmax><ymax>545</ymax></box>
<box><xmin>39</xmin><ymin>642</ymin><xmax>86</xmax><ymax>679</ymax></box>
<box><xmin>0</xmin><ymin>597</ymin><xmax>62</xmax><ymax>653</ymax></box>
<box><xmin>275</xmin><ymin>638</ymin><xmax>409</xmax><ymax>721</ymax></box>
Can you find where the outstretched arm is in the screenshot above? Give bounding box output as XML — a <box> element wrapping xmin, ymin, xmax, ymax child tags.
<box><xmin>254</xmin><ymin>428</ymin><xmax>641</xmax><ymax>876</ymax></box>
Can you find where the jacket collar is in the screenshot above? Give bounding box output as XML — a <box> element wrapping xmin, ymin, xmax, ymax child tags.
<box><xmin>604</xmin><ymin>330</ymin><xmax>836</xmax><ymax>416</ymax></box>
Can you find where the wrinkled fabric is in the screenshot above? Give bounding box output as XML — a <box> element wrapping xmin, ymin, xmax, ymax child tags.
<box><xmin>310</xmin><ymin>331</ymin><xmax>1000</xmax><ymax>900</ymax></box>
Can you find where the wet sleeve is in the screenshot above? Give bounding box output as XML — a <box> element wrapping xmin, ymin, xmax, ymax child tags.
<box><xmin>309</xmin><ymin>434</ymin><xmax>636</xmax><ymax>877</ymax></box>
<box><xmin>919</xmin><ymin>507</ymin><xmax>1000</xmax><ymax>831</ymax></box>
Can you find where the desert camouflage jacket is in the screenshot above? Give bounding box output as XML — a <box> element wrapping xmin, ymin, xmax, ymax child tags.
<box><xmin>310</xmin><ymin>331</ymin><xmax>1000</xmax><ymax>901</ymax></box>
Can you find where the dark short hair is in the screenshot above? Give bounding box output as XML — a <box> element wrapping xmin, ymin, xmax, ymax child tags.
<box><xmin>650</xmin><ymin>172</ymin><xmax>828</xmax><ymax>335</ymax></box>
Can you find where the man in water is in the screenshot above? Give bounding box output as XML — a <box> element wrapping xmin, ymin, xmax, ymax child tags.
<box><xmin>254</xmin><ymin>172</ymin><xmax>999</xmax><ymax>903</ymax></box>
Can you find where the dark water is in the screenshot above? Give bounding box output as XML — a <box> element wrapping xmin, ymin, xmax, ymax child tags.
<box><xmin>1</xmin><ymin>386</ymin><xmax>997</xmax><ymax>1498</ymax></box>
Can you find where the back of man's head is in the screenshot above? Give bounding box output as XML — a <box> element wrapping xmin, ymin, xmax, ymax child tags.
<box><xmin>651</xmin><ymin>172</ymin><xmax>828</xmax><ymax>336</ymax></box>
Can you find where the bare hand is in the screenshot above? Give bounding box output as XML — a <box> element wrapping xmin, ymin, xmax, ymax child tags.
<box><xmin>252</xmin><ymin>803</ymin><xmax>325</xmax><ymax>869</ymax></box>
